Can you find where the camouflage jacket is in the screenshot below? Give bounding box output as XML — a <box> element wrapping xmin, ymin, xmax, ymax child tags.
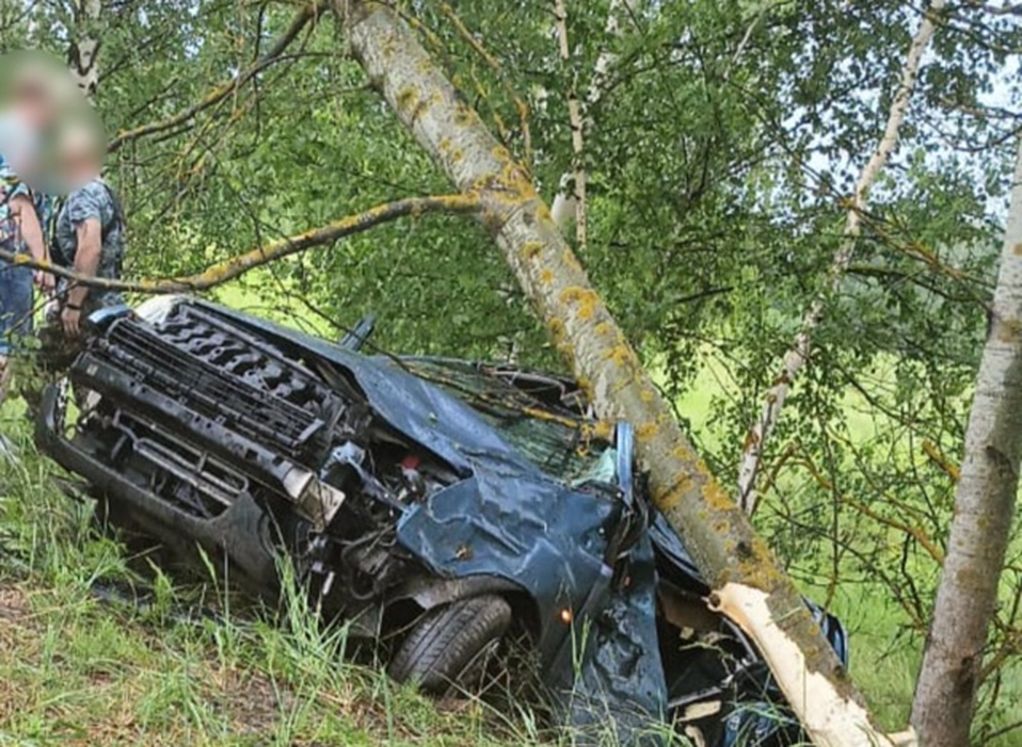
<box><xmin>0</xmin><ymin>156</ymin><xmax>30</xmax><ymax>245</ymax></box>
<box><xmin>53</xmin><ymin>178</ymin><xmax>125</xmax><ymax>309</ymax></box>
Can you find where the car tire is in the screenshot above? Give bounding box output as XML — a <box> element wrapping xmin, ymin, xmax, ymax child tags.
<box><xmin>389</xmin><ymin>594</ymin><xmax>512</xmax><ymax>694</ymax></box>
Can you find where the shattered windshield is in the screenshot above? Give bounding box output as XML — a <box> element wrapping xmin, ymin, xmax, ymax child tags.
<box><xmin>399</xmin><ymin>357</ymin><xmax>611</xmax><ymax>483</ymax></box>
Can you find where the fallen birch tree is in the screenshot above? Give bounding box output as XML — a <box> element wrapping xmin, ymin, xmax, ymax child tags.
<box><xmin>346</xmin><ymin>3</ymin><xmax>910</xmax><ymax>744</ymax></box>
<box><xmin>736</xmin><ymin>0</ymin><xmax>947</xmax><ymax>515</ymax></box>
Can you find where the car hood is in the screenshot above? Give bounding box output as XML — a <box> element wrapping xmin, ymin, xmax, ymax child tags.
<box><xmin>178</xmin><ymin>299</ymin><xmax>669</xmax><ymax>736</ymax></box>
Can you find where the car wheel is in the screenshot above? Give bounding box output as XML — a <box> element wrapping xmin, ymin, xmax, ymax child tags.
<box><xmin>389</xmin><ymin>594</ymin><xmax>512</xmax><ymax>695</ymax></box>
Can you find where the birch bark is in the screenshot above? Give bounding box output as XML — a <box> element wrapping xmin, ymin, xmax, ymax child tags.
<box><xmin>737</xmin><ymin>0</ymin><xmax>947</xmax><ymax>515</ymax></box>
<box><xmin>549</xmin><ymin>0</ymin><xmax>631</xmax><ymax>236</ymax></box>
<box><xmin>552</xmin><ymin>0</ymin><xmax>587</xmax><ymax>249</ymax></box>
<box><xmin>348</xmin><ymin>3</ymin><xmax>908</xmax><ymax>744</ymax></box>
<box><xmin>69</xmin><ymin>0</ymin><xmax>101</xmax><ymax>98</ymax></box>
<box><xmin>910</xmin><ymin>139</ymin><xmax>1022</xmax><ymax>747</ymax></box>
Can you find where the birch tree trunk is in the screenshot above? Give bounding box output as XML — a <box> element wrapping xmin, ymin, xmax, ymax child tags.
<box><xmin>736</xmin><ymin>0</ymin><xmax>946</xmax><ymax>515</ymax></box>
<box><xmin>549</xmin><ymin>0</ymin><xmax>630</xmax><ymax>235</ymax></box>
<box><xmin>68</xmin><ymin>0</ymin><xmax>102</xmax><ymax>98</ymax></box>
<box><xmin>347</xmin><ymin>3</ymin><xmax>909</xmax><ymax>744</ymax></box>
<box><xmin>910</xmin><ymin>140</ymin><xmax>1022</xmax><ymax>747</ymax></box>
<box><xmin>552</xmin><ymin>0</ymin><xmax>587</xmax><ymax>249</ymax></box>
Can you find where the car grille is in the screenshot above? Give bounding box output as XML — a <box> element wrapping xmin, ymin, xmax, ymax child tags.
<box><xmin>80</xmin><ymin>303</ymin><xmax>343</xmax><ymax>467</ymax></box>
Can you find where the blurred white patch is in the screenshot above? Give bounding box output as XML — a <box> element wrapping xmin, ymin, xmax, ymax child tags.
<box><xmin>135</xmin><ymin>295</ymin><xmax>184</xmax><ymax>325</ymax></box>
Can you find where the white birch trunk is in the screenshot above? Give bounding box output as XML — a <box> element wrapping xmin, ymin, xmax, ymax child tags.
<box><xmin>737</xmin><ymin>0</ymin><xmax>946</xmax><ymax>515</ymax></box>
<box><xmin>910</xmin><ymin>139</ymin><xmax>1022</xmax><ymax>746</ymax></box>
<box><xmin>552</xmin><ymin>0</ymin><xmax>587</xmax><ymax>249</ymax></box>
<box><xmin>549</xmin><ymin>0</ymin><xmax>630</xmax><ymax>237</ymax></box>
<box><xmin>348</xmin><ymin>4</ymin><xmax>906</xmax><ymax>743</ymax></box>
<box><xmin>69</xmin><ymin>0</ymin><xmax>102</xmax><ymax>98</ymax></box>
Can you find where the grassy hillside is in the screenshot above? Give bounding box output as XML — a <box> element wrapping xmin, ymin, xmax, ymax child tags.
<box><xmin>0</xmin><ymin>393</ymin><xmax>545</xmax><ymax>746</ymax></box>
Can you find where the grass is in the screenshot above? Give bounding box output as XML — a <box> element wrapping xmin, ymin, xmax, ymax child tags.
<box><xmin>0</xmin><ymin>392</ymin><xmax>547</xmax><ymax>746</ymax></box>
<box><xmin>827</xmin><ymin>584</ymin><xmax>1022</xmax><ymax>743</ymax></box>
<box><xmin>0</xmin><ymin>577</ymin><xmax>515</xmax><ymax>745</ymax></box>
<box><xmin>2</xmin><ymin>335</ymin><xmax>1022</xmax><ymax>745</ymax></box>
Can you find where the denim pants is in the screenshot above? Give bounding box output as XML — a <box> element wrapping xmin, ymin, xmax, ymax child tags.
<box><xmin>0</xmin><ymin>241</ymin><xmax>34</xmax><ymax>356</ymax></box>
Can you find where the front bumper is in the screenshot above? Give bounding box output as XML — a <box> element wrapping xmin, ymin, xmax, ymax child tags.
<box><xmin>35</xmin><ymin>382</ymin><xmax>280</xmax><ymax>591</ymax></box>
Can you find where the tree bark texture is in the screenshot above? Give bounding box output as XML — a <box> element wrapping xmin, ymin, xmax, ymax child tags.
<box><xmin>552</xmin><ymin>0</ymin><xmax>587</xmax><ymax>249</ymax></box>
<box><xmin>911</xmin><ymin>139</ymin><xmax>1022</xmax><ymax>747</ymax></box>
<box><xmin>68</xmin><ymin>0</ymin><xmax>102</xmax><ymax>98</ymax></box>
<box><xmin>348</xmin><ymin>4</ymin><xmax>905</xmax><ymax>744</ymax></box>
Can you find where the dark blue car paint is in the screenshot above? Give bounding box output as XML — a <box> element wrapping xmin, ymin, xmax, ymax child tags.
<box><xmin>85</xmin><ymin>301</ymin><xmax>846</xmax><ymax>745</ymax></box>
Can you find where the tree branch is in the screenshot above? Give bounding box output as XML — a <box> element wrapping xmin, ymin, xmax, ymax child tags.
<box><xmin>0</xmin><ymin>193</ymin><xmax>479</xmax><ymax>294</ymax></box>
<box><xmin>736</xmin><ymin>0</ymin><xmax>948</xmax><ymax>516</ymax></box>
<box><xmin>107</xmin><ymin>0</ymin><xmax>330</xmax><ymax>153</ymax></box>
<box><xmin>436</xmin><ymin>1</ymin><xmax>532</xmax><ymax>164</ymax></box>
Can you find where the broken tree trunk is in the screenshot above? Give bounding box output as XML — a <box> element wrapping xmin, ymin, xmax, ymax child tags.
<box><xmin>347</xmin><ymin>3</ymin><xmax>907</xmax><ymax>744</ymax></box>
<box><xmin>910</xmin><ymin>140</ymin><xmax>1022</xmax><ymax>747</ymax></box>
<box><xmin>736</xmin><ymin>0</ymin><xmax>946</xmax><ymax>515</ymax></box>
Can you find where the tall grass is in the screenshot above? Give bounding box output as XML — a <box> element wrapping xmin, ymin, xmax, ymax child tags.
<box><xmin>0</xmin><ymin>396</ymin><xmax>547</xmax><ymax>746</ymax></box>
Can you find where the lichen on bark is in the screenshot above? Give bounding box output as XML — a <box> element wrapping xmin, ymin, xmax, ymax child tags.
<box><xmin>347</xmin><ymin>3</ymin><xmax>900</xmax><ymax>743</ymax></box>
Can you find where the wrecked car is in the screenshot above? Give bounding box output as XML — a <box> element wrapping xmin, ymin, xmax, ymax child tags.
<box><xmin>35</xmin><ymin>295</ymin><xmax>847</xmax><ymax>746</ymax></box>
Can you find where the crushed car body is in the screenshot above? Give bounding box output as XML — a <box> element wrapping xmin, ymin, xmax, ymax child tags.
<box><xmin>34</xmin><ymin>296</ymin><xmax>847</xmax><ymax>746</ymax></box>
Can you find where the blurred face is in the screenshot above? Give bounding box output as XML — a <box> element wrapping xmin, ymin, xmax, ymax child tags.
<box><xmin>59</xmin><ymin>133</ymin><xmax>102</xmax><ymax>191</ymax></box>
<box><xmin>11</xmin><ymin>73</ymin><xmax>59</xmax><ymax>129</ymax></box>
<box><xmin>0</xmin><ymin>51</ymin><xmax>102</xmax><ymax>194</ymax></box>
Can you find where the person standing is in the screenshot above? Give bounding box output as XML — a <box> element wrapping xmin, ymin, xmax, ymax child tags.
<box><xmin>0</xmin><ymin>55</ymin><xmax>66</xmax><ymax>400</ymax></box>
<box><xmin>0</xmin><ymin>170</ymin><xmax>50</xmax><ymax>400</ymax></box>
<box><xmin>51</xmin><ymin>126</ymin><xmax>125</xmax><ymax>339</ymax></box>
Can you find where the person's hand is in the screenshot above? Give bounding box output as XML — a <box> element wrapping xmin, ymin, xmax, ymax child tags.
<box><xmin>61</xmin><ymin>305</ymin><xmax>82</xmax><ymax>338</ymax></box>
<box><xmin>34</xmin><ymin>270</ymin><xmax>54</xmax><ymax>292</ymax></box>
